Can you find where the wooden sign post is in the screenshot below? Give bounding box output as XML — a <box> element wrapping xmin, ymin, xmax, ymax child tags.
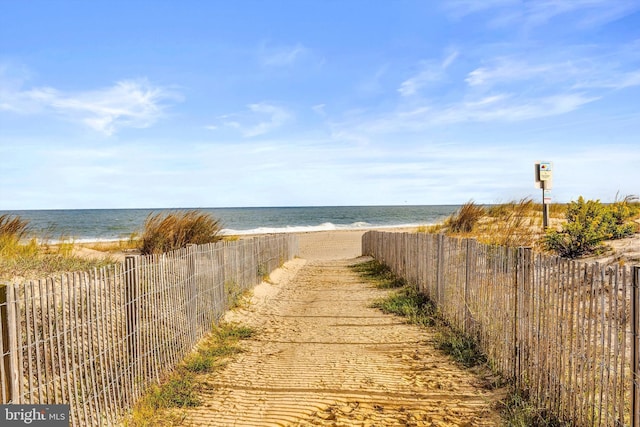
<box><xmin>535</xmin><ymin>161</ymin><xmax>553</xmax><ymax>230</ymax></box>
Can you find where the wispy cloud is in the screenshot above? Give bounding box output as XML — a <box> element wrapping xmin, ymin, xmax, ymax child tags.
<box><xmin>398</xmin><ymin>51</ymin><xmax>459</xmax><ymax>97</ymax></box>
<box><xmin>312</xmin><ymin>104</ymin><xmax>326</xmax><ymax>116</ymax></box>
<box><xmin>331</xmin><ymin>30</ymin><xmax>639</xmax><ymax>144</ymax></box>
<box><xmin>398</xmin><ymin>62</ymin><xmax>444</xmax><ymax>97</ymax></box>
<box><xmin>466</xmin><ymin>53</ymin><xmax>640</xmax><ymax>92</ymax></box>
<box><xmin>525</xmin><ymin>0</ymin><xmax>640</xmax><ymax>28</ymax></box>
<box><xmin>0</xmin><ymin>73</ymin><xmax>180</xmax><ymax>135</ymax></box>
<box><xmin>53</xmin><ymin>80</ymin><xmax>179</xmax><ymax>135</ymax></box>
<box><xmin>442</xmin><ymin>50</ymin><xmax>460</xmax><ymax>69</ymax></box>
<box><xmin>465</xmin><ymin>59</ymin><xmax>558</xmax><ymax>87</ymax></box>
<box><xmin>333</xmin><ymin>92</ymin><xmax>597</xmax><ymax>137</ymax></box>
<box><xmin>213</xmin><ymin>102</ymin><xmax>292</xmax><ymax>137</ymax></box>
<box><xmin>444</xmin><ymin>0</ymin><xmax>518</xmax><ymax>19</ymax></box>
<box><xmin>356</xmin><ymin>65</ymin><xmax>389</xmax><ymax>96</ymax></box>
<box><xmin>572</xmin><ymin>68</ymin><xmax>640</xmax><ymax>90</ymax></box>
<box><xmin>260</xmin><ymin>43</ymin><xmax>308</xmax><ymax>67</ymax></box>
<box><xmin>446</xmin><ymin>0</ymin><xmax>640</xmax><ymax>29</ymax></box>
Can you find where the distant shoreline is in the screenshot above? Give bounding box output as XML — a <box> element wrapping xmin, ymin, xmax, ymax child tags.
<box><xmin>8</xmin><ymin>205</ymin><xmax>455</xmax><ymax>243</ymax></box>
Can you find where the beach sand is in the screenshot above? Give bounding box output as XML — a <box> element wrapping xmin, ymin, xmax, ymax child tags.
<box><xmin>296</xmin><ymin>227</ymin><xmax>417</xmax><ymax>260</ymax></box>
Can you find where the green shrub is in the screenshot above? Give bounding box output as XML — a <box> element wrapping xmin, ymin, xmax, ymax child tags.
<box><xmin>543</xmin><ymin>196</ymin><xmax>638</xmax><ymax>258</ymax></box>
<box><xmin>139</xmin><ymin>211</ymin><xmax>223</xmax><ymax>255</ymax></box>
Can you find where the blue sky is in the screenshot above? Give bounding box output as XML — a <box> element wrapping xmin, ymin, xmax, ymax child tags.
<box><xmin>1</xmin><ymin>0</ymin><xmax>639</xmax><ymax>209</ymax></box>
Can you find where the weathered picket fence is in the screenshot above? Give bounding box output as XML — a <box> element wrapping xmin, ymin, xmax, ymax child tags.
<box><xmin>0</xmin><ymin>234</ymin><xmax>298</xmax><ymax>425</ymax></box>
<box><xmin>363</xmin><ymin>230</ymin><xmax>640</xmax><ymax>427</ymax></box>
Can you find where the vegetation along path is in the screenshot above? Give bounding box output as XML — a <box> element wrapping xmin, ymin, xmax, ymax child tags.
<box><xmin>176</xmin><ymin>253</ymin><xmax>505</xmax><ymax>426</ymax></box>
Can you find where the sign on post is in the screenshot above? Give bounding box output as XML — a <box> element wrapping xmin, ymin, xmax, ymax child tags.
<box><xmin>539</xmin><ymin>162</ymin><xmax>552</xmax><ymax>180</ymax></box>
<box><xmin>534</xmin><ymin>161</ymin><xmax>553</xmax><ymax>190</ymax></box>
<box><xmin>534</xmin><ymin>161</ymin><xmax>553</xmax><ymax>229</ymax></box>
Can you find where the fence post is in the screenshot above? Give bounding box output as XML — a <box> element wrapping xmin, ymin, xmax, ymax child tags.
<box><xmin>632</xmin><ymin>266</ymin><xmax>640</xmax><ymax>427</ymax></box>
<box><xmin>464</xmin><ymin>239</ymin><xmax>475</xmax><ymax>335</ymax></box>
<box><xmin>1</xmin><ymin>284</ymin><xmax>10</xmax><ymax>403</ymax></box>
<box><xmin>0</xmin><ymin>285</ymin><xmax>21</xmax><ymax>404</ymax></box>
<box><xmin>6</xmin><ymin>283</ymin><xmax>20</xmax><ymax>403</ymax></box>
<box><xmin>515</xmin><ymin>247</ymin><xmax>532</xmax><ymax>390</ymax></box>
<box><xmin>187</xmin><ymin>244</ymin><xmax>197</xmax><ymax>326</ymax></box>
<box><xmin>125</xmin><ymin>256</ymin><xmax>139</xmax><ymax>363</ymax></box>
<box><xmin>436</xmin><ymin>234</ymin><xmax>445</xmax><ymax>308</ymax></box>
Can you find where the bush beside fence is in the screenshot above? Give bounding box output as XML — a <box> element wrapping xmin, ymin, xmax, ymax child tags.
<box><xmin>0</xmin><ymin>234</ymin><xmax>298</xmax><ymax>426</ymax></box>
<box><xmin>363</xmin><ymin>230</ymin><xmax>640</xmax><ymax>427</ymax></box>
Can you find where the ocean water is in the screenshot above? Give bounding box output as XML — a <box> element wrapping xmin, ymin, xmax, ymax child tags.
<box><xmin>1</xmin><ymin>205</ymin><xmax>459</xmax><ymax>242</ymax></box>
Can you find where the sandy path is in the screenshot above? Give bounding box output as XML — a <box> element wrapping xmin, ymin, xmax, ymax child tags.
<box><xmin>177</xmin><ymin>250</ymin><xmax>505</xmax><ymax>426</ymax></box>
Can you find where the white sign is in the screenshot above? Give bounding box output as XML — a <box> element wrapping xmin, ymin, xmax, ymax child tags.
<box><xmin>534</xmin><ymin>161</ymin><xmax>553</xmax><ymax>190</ymax></box>
<box><xmin>539</xmin><ymin>162</ymin><xmax>552</xmax><ymax>181</ymax></box>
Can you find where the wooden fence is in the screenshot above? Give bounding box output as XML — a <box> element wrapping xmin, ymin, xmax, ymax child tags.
<box><xmin>363</xmin><ymin>231</ymin><xmax>640</xmax><ymax>427</ymax></box>
<box><xmin>0</xmin><ymin>234</ymin><xmax>298</xmax><ymax>426</ymax></box>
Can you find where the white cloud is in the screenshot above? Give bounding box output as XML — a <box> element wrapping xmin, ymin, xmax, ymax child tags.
<box><xmin>446</xmin><ymin>0</ymin><xmax>640</xmax><ymax>29</ymax></box>
<box><xmin>53</xmin><ymin>80</ymin><xmax>178</xmax><ymax>135</ymax></box>
<box><xmin>465</xmin><ymin>54</ymin><xmax>640</xmax><ymax>93</ymax></box>
<box><xmin>442</xmin><ymin>50</ymin><xmax>460</xmax><ymax>69</ymax></box>
<box><xmin>335</xmin><ymin>92</ymin><xmax>597</xmax><ymax>136</ymax></box>
<box><xmin>445</xmin><ymin>0</ymin><xmax>518</xmax><ymax>19</ymax></box>
<box><xmin>260</xmin><ymin>43</ymin><xmax>308</xmax><ymax>66</ymax></box>
<box><xmin>312</xmin><ymin>104</ymin><xmax>326</xmax><ymax>116</ymax></box>
<box><xmin>465</xmin><ymin>59</ymin><xmax>557</xmax><ymax>87</ymax></box>
<box><xmin>214</xmin><ymin>102</ymin><xmax>292</xmax><ymax>137</ymax></box>
<box><xmin>399</xmin><ymin>63</ymin><xmax>443</xmax><ymax>97</ymax></box>
<box><xmin>356</xmin><ymin>65</ymin><xmax>389</xmax><ymax>96</ymax></box>
<box><xmin>525</xmin><ymin>0</ymin><xmax>640</xmax><ymax>28</ymax></box>
<box><xmin>458</xmin><ymin>93</ymin><xmax>598</xmax><ymax>122</ymax></box>
<box><xmin>0</xmin><ymin>75</ymin><xmax>180</xmax><ymax>135</ymax></box>
<box><xmin>398</xmin><ymin>52</ymin><xmax>458</xmax><ymax>97</ymax></box>
<box><xmin>243</xmin><ymin>103</ymin><xmax>292</xmax><ymax>137</ymax></box>
<box><xmin>573</xmin><ymin>69</ymin><xmax>640</xmax><ymax>90</ymax></box>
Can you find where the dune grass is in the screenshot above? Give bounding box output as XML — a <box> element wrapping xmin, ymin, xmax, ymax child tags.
<box><xmin>0</xmin><ymin>214</ymin><xmax>116</xmax><ymax>281</ymax></box>
<box><xmin>350</xmin><ymin>259</ymin><xmax>405</xmax><ymax>289</ymax></box>
<box><xmin>428</xmin><ymin>199</ymin><xmax>546</xmax><ymax>248</ymax></box>
<box><xmin>125</xmin><ymin>322</ymin><xmax>255</xmax><ymax>427</ymax></box>
<box><xmin>444</xmin><ymin>200</ymin><xmax>486</xmax><ymax>233</ymax></box>
<box><xmin>0</xmin><ymin>214</ymin><xmax>30</xmax><ymax>240</ymax></box>
<box><xmin>139</xmin><ymin>211</ymin><xmax>224</xmax><ymax>255</ymax></box>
